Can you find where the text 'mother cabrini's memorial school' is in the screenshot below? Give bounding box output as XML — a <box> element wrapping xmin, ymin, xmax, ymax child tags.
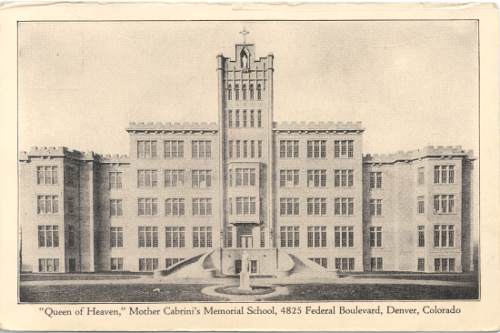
<box><xmin>19</xmin><ymin>35</ymin><xmax>475</xmax><ymax>276</ymax></box>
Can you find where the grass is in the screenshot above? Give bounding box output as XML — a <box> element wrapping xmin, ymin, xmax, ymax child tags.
<box><xmin>20</xmin><ymin>283</ymin><xmax>478</xmax><ymax>302</ymax></box>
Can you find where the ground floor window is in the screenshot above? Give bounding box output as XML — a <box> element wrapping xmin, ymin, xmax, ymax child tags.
<box><xmin>309</xmin><ymin>257</ymin><xmax>328</xmax><ymax>269</ymax></box>
<box><xmin>139</xmin><ymin>258</ymin><xmax>158</xmax><ymax>272</ymax></box>
<box><xmin>417</xmin><ymin>258</ymin><xmax>425</xmax><ymax>272</ymax></box>
<box><xmin>110</xmin><ymin>257</ymin><xmax>123</xmax><ymax>271</ymax></box>
<box><xmin>38</xmin><ymin>258</ymin><xmax>59</xmax><ymax>272</ymax></box>
<box><xmin>165</xmin><ymin>258</ymin><xmax>184</xmax><ymax>269</ymax></box>
<box><xmin>335</xmin><ymin>257</ymin><xmax>354</xmax><ymax>271</ymax></box>
<box><xmin>434</xmin><ymin>258</ymin><xmax>455</xmax><ymax>272</ymax></box>
<box><xmin>370</xmin><ymin>257</ymin><xmax>383</xmax><ymax>271</ymax></box>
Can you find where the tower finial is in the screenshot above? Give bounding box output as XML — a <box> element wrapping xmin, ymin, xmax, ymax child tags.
<box><xmin>240</xmin><ymin>27</ymin><xmax>250</xmax><ymax>44</ymax></box>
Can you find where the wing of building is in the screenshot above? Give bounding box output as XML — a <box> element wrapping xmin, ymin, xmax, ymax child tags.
<box><xmin>18</xmin><ymin>39</ymin><xmax>475</xmax><ymax>275</ymax></box>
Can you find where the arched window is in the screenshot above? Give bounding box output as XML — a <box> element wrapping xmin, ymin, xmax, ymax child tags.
<box><xmin>249</xmin><ymin>84</ymin><xmax>254</xmax><ymax>100</ymax></box>
<box><xmin>227</xmin><ymin>84</ymin><xmax>232</xmax><ymax>100</ymax></box>
<box><xmin>242</xmin><ymin>84</ymin><xmax>247</xmax><ymax>100</ymax></box>
<box><xmin>257</xmin><ymin>84</ymin><xmax>262</xmax><ymax>100</ymax></box>
<box><xmin>235</xmin><ymin>84</ymin><xmax>240</xmax><ymax>101</ymax></box>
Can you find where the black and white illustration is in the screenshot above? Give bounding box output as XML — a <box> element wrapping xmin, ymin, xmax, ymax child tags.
<box><xmin>18</xmin><ymin>20</ymin><xmax>479</xmax><ymax>302</ymax></box>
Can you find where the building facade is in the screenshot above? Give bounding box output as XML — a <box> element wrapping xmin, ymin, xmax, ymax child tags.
<box><xmin>19</xmin><ymin>40</ymin><xmax>475</xmax><ymax>275</ymax></box>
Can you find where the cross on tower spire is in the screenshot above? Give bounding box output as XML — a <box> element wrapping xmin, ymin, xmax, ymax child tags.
<box><xmin>240</xmin><ymin>28</ymin><xmax>250</xmax><ymax>44</ymax></box>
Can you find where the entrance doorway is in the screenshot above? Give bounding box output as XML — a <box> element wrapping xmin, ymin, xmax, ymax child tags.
<box><xmin>237</xmin><ymin>225</ymin><xmax>254</xmax><ymax>248</ymax></box>
<box><xmin>235</xmin><ymin>259</ymin><xmax>259</xmax><ymax>274</ymax></box>
<box><xmin>68</xmin><ymin>258</ymin><xmax>76</xmax><ymax>272</ymax></box>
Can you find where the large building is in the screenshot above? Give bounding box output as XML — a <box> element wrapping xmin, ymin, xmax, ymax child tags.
<box><xmin>18</xmin><ymin>39</ymin><xmax>475</xmax><ymax>275</ymax></box>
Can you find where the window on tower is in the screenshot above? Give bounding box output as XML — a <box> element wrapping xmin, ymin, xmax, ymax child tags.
<box><xmin>242</xmin><ymin>84</ymin><xmax>247</xmax><ymax>100</ymax></box>
<box><xmin>250</xmin><ymin>84</ymin><xmax>254</xmax><ymax>100</ymax></box>
<box><xmin>257</xmin><ymin>84</ymin><xmax>262</xmax><ymax>100</ymax></box>
<box><xmin>235</xmin><ymin>84</ymin><xmax>240</xmax><ymax>100</ymax></box>
<box><xmin>227</xmin><ymin>84</ymin><xmax>232</xmax><ymax>100</ymax></box>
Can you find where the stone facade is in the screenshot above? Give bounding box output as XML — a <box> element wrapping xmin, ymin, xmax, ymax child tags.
<box><xmin>18</xmin><ymin>41</ymin><xmax>474</xmax><ymax>274</ymax></box>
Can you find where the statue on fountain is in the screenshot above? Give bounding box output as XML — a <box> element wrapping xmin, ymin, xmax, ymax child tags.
<box><xmin>238</xmin><ymin>251</ymin><xmax>252</xmax><ymax>291</ymax></box>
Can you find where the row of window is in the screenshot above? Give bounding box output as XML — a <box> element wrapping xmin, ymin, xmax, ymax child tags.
<box><xmin>227</xmin><ymin>109</ymin><xmax>262</xmax><ymax>128</ymax></box>
<box><xmin>137</xmin><ymin>140</ymin><xmax>212</xmax><ymax>159</ymax></box>
<box><xmin>136</xmin><ymin>169</ymin><xmax>213</xmax><ymax>188</ymax></box>
<box><xmin>226</xmin><ymin>83</ymin><xmax>262</xmax><ymax>101</ymax></box>
<box><xmin>36</xmin><ymin>256</ymin><xmax>457</xmax><ymax>272</ymax></box>
<box><xmin>279</xmin><ymin>197</ymin><xmax>355</xmax><ymax>216</ymax></box>
<box><xmin>227</xmin><ymin>140</ymin><xmax>263</xmax><ymax>159</ymax></box>
<box><xmin>417</xmin><ymin>165</ymin><xmax>456</xmax><ymax>185</ymax></box>
<box><xmin>279</xmin><ymin>140</ymin><xmax>354</xmax><ymax>159</ymax></box>
<box><xmin>110</xmin><ymin>226</ymin><xmax>212</xmax><ymax>248</ymax></box>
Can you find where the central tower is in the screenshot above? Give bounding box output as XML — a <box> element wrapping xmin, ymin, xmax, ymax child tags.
<box><xmin>216</xmin><ymin>34</ymin><xmax>275</xmax><ymax>274</ymax></box>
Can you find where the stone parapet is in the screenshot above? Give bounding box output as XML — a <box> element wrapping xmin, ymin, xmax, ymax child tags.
<box><xmin>364</xmin><ymin>146</ymin><xmax>475</xmax><ymax>164</ymax></box>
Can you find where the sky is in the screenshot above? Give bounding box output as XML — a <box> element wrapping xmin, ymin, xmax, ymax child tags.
<box><xmin>18</xmin><ymin>20</ymin><xmax>478</xmax><ymax>155</ymax></box>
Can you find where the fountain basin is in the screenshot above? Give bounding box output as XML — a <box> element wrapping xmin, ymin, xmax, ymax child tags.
<box><xmin>215</xmin><ymin>285</ymin><xmax>275</xmax><ymax>296</ymax></box>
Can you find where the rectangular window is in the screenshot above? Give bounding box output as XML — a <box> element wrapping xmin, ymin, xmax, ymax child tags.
<box><xmin>258</xmin><ymin>140</ymin><xmax>263</xmax><ymax>158</ymax></box>
<box><xmin>164</xmin><ymin>140</ymin><xmax>184</xmax><ymax>158</ymax></box>
<box><xmin>192</xmin><ymin>140</ymin><xmax>212</xmax><ymax>159</ymax></box>
<box><xmin>138</xmin><ymin>258</ymin><xmax>158</xmax><ymax>272</ymax></box>
<box><xmin>37</xmin><ymin>225</ymin><xmax>59</xmax><ymax>247</ymax></box>
<box><xmin>225</xmin><ymin>226</ymin><xmax>233</xmax><ymax>248</ymax></box>
<box><xmin>235</xmin><ymin>197</ymin><xmax>256</xmax><ymax>215</ymax></box>
<box><xmin>193</xmin><ymin>226</ymin><xmax>212</xmax><ymax>248</ymax></box>
<box><xmin>165</xmin><ymin>226</ymin><xmax>186</xmax><ymax>248</ymax></box>
<box><xmin>433</xmin><ymin>194</ymin><xmax>455</xmax><ymax>214</ymax></box>
<box><xmin>164</xmin><ymin>169</ymin><xmax>184</xmax><ymax>187</ymax></box>
<box><xmin>279</xmin><ymin>140</ymin><xmax>299</xmax><ymax>158</ymax></box>
<box><xmin>334</xmin><ymin>140</ymin><xmax>354</xmax><ymax>158</ymax></box>
<box><xmin>433</xmin><ymin>225</ymin><xmax>455</xmax><ymax>247</ymax></box>
<box><xmin>334</xmin><ymin>258</ymin><xmax>355</xmax><ymax>271</ymax></box>
<box><xmin>434</xmin><ymin>165</ymin><xmax>455</xmax><ymax>184</ymax></box>
<box><xmin>334</xmin><ymin>226</ymin><xmax>354</xmax><ymax>248</ymax></box>
<box><xmin>243</xmin><ymin>140</ymin><xmax>248</xmax><ymax>158</ymax></box>
<box><xmin>228</xmin><ymin>110</ymin><xmax>232</xmax><ymax>128</ymax></box>
<box><xmin>260</xmin><ymin>226</ymin><xmax>266</xmax><ymax>248</ymax></box>
<box><xmin>38</xmin><ymin>258</ymin><xmax>60</xmax><ymax>273</ymax></box>
<box><xmin>418</xmin><ymin>167</ymin><xmax>425</xmax><ymax>185</ymax></box>
<box><xmin>417</xmin><ymin>258</ymin><xmax>425</xmax><ymax>272</ymax></box>
<box><xmin>257</xmin><ymin>110</ymin><xmax>262</xmax><ymax>127</ymax></box>
<box><xmin>166</xmin><ymin>258</ymin><xmax>184</xmax><ymax>269</ymax></box>
<box><xmin>138</xmin><ymin>226</ymin><xmax>159</xmax><ymax>248</ymax></box>
<box><xmin>110</xmin><ymin>227</ymin><xmax>123</xmax><ymax>248</ymax></box>
<box><xmin>110</xmin><ymin>199</ymin><xmax>123</xmax><ymax>217</ymax></box>
<box><xmin>37</xmin><ymin>166</ymin><xmax>58</xmax><ymax>185</ymax></box>
<box><xmin>165</xmin><ymin>198</ymin><xmax>185</xmax><ymax>216</ymax></box>
<box><xmin>235</xmin><ymin>110</ymin><xmax>240</xmax><ymax>127</ymax></box>
<box><xmin>417</xmin><ymin>196</ymin><xmax>425</xmax><ymax>214</ymax></box>
<box><xmin>233</xmin><ymin>168</ymin><xmax>256</xmax><ymax>187</ymax></box>
<box><xmin>137</xmin><ymin>198</ymin><xmax>159</xmax><ymax>216</ymax></box>
<box><xmin>280</xmin><ymin>226</ymin><xmax>300</xmax><ymax>248</ymax></box>
<box><xmin>109</xmin><ymin>171</ymin><xmax>122</xmax><ymax>189</ymax></box>
<box><xmin>37</xmin><ymin>195</ymin><xmax>59</xmax><ymax>214</ymax></box>
<box><xmin>370</xmin><ymin>257</ymin><xmax>383</xmax><ymax>271</ymax></box>
<box><xmin>250</xmin><ymin>110</ymin><xmax>255</xmax><ymax>127</ymax></box>
<box><xmin>309</xmin><ymin>257</ymin><xmax>328</xmax><ymax>269</ymax></box>
<box><xmin>369</xmin><ymin>226</ymin><xmax>382</xmax><ymax>247</ymax></box>
<box><xmin>192</xmin><ymin>170</ymin><xmax>212</xmax><ymax>188</ymax></box>
<box><xmin>279</xmin><ymin>169</ymin><xmax>299</xmax><ymax>187</ymax></box>
<box><xmin>236</xmin><ymin>140</ymin><xmax>241</xmax><ymax>158</ymax></box>
<box><xmin>137</xmin><ymin>170</ymin><xmax>158</xmax><ymax>188</ymax></box>
<box><xmin>417</xmin><ymin>225</ymin><xmax>425</xmax><ymax>247</ymax></box>
<box><xmin>369</xmin><ymin>199</ymin><xmax>383</xmax><ymax>216</ymax></box>
<box><xmin>434</xmin><ymin>258</ymin><xmax>456</xmax><ymax>272</ymax></box>
<box><xmin>137</xmin><ymin>140</ymin><xmax>157</xmax><ymax>159</ymax></box>
<box><xmin>192</xmin><ymin>198</ymin><xmax>213</xmax><ymax>216</ymax></box>
<box><xmin>307</xmin><ymin>169</ymin><xmax>327</xmax><ymax>187</ymax></box>
<box><xmin>250</xmin><ymin>140</ymin><xmax>255</xmax><ymax>158</ymax></box>
<box><xmin>279</xmin><ymin>198</ymin><xmax>300</xmax><ymax>216</ymax></box>
<box><xmin>334</xmin><ymin>197</ymin><xmax>354</xmax><ymax>216</ymax></box>
<box><xmin>307</xmin><ymin>198</ymin><xmax>327</xmax><ymax>216</ymax></box>
<box><xmin>334</xmin><ymin>169</ymin><xmax>354</xmax><ymax>187</ymax></box>
<box><xmin>307</xmin><ymin>140</ymin><xmax>326</xmax><ymax>158</ymax></box>
<box><xmin>369</xmin><ymin>172</ymin><xmax>383</xmax><ymax>189</ymax></box>
<box><xmin>67</xmin><ymin>225</ymin><xmax>76</xmax><ymax>248</ymax></box>
<box><xmin>307</xmin><ymin>226</ymin><xmax>327</xmax><ymax>248</ymax></box>
<box><xmin>110</xmin><ymin>258</ymin><xmax>123</xmax><ymax>271</ymax></box>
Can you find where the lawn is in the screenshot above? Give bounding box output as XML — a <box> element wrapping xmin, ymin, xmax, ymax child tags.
<box><xmin>20</xmin><ymin>283</ymin><xmax>478</xmax><ymax>302</ymax></box>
